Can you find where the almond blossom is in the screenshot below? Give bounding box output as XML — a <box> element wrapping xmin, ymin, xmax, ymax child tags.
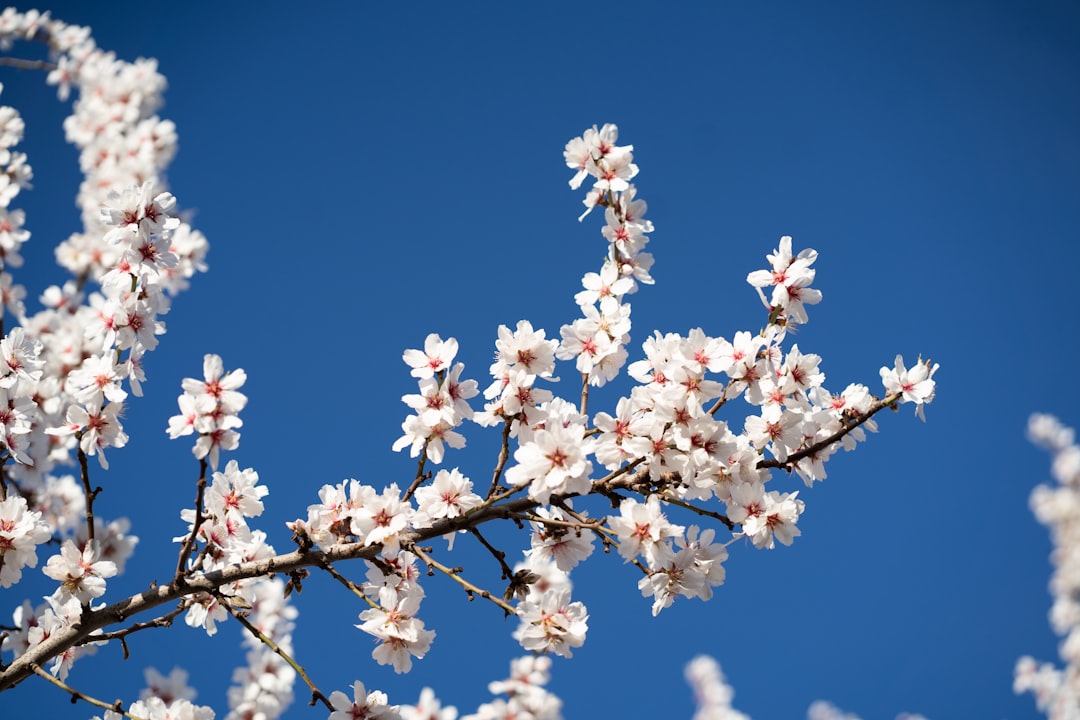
<box><xmin>0</xmin><ymin>495</ymin><xmax>50</xmax><ymax>587</ymax></box>
<box><xmin>0</xmin><ymin>22</ymin><xmax>949</xmax><ymax>718</ymax></box>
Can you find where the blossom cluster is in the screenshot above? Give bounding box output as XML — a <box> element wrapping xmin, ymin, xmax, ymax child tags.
<box><xmin>168</xmin><ymin>353</ymin><xmax>248</xmax><ymax>469</ymax></box>
<box><xmin>89</xmin><ymin>667</ymin><xmax>215</xmax><ymax>720</ymax></box>
<box><xmin>1015</xmin><ymin>413</ymin><xmax>1080</xmax><ymax>718</ymax></box>
<box><xmin>1</xmin><ymin>7</ymin><xmax>211</xmax><ymax>691</ymax></box>
<box><xmin>358</xmin><ymin>560</ymin><xmax>436</xmax><ymax>674</ymax></box>
<box><xmin>284</xmin><ymin>124</ymin><xmax>941</xmax><ymax>691</ymax></box>
<box><xmin>173</xmin><ymin>460</ymin><xmax>268</xmax><ymax>634</ymax></box>
<box><xmin>326</xmin><ymin>678</ymin><xmax>459</xmax><ymax>720</ymax></box>
<box><xmin>164</xmin><ymin>359</ymin><xmax>298</xmax><ymax>720</ymax></box>
<box><xmin>462</xmin><ymin>655</ymin><xmax>563</xmax><ymax>720</ymax></box>
<box><xmin>225</xmin><ymin>578</ymin><xmax>298</xmax><ymax>720</ymax></box>
<box><xmin>559</xmin><ymin>123</ymin><xmax>653</xmax><ymax>386</ymax></box>
<box><xmin>393</xmin><ymin>334</ymin><xmax>478</xmax><ymax>464</ymax></box>
<box><xmin>290</xmin><ymin>476</ymin><xmax>442</xmax><ymax>672</ymax></box>
<box><xmin>0</xmin><ymin>11</ymin><xmax>946</xmax><ymax>718</ymax></box>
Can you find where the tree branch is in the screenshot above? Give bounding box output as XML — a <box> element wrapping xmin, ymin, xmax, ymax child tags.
<box><xmin>0</xmin><ymin>393</ymin><xmax>902</xmax><ymax>693</ymax></box>
<box><xmin>0</xmin><ymin>496</ymin><xmax>545</xmax><ymax>692</ymax></box>
<box><xmin>221</xmin><ymin>599</ymin><xmax>333</xmax><ymax>711</ymax></box>
<box><xmin>30</xmin><ymin>663</ymin><xmax>145</xmax><ymax>720</ymax></box>
<box><xmin>757</xmin><ymin>393</ymin><xmax>899</xmax><ymax>471</ymax></box>
<box><xmin>486</xmin><ymin>417</ymin><xmax>514</xmax><ymax>498</ymax></box>
<box><xmin>0</xmin><ymin>57</ymin><xmax>57</xmax><ymax>72</ymax></box>
<box><xmin>409</xmin><ymin>544</ymin><xmax>517</xmax><ymax>616</ymax></box>
<box><xmin>75</xmin><ymin>441</ymin><xmax>98</xmax><ymax>544</ymax></box>
<box><xmin>173</xmin><ymin>458</ymin><xmax>209</xmax><ymax>578</ymax></box>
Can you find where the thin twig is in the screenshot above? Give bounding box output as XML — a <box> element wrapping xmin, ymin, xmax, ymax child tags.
<box><xmin>486</xmin><ymin>417</ymin><xmax>514</xmax><ymax>498</ymax></box>
<box><xmin>511</xmin><ymin>512</ymin><xmax>602</xmax><ymax>533</ymax></box>
<box><xmin>221</xmin><ymin>597</ymin><xmax>333</xmax><ymax>711</ymax></box>
<box><xmin>75</xmin><ymin>441</ymin><xmax>97</xmax><ymax>544</ymax></box>
<box><xmin>757</xmin><ymin>393</ymin><xmax>899</xmax><ymax>470</ymax></box>
<box><xmin>318</xmin><ymin>561</ymin><xmax>377</xmax><ymax>608</ymax></box>
<box><xmin>469</xmin><ymin>527</ymin><xmax>515</xmax><ymax>580</ymax></box>
<box><xmin>30</xmin><ymin>663</ymin><xmax>145</xmax><ymax>720</ymax></box>
<box><xmin>579</xmin><ymin>372</ymin><xmax>589</xmax><ymax>417</ymax></box>
<box><xmin>73</xmin><ymin>606</ymin><xmax>186</xmax><ymax>656</ymax></box>
<box><xmin>174</xmin><ymin>458</ymin><xmax>209</xmax><ymax>578</ymax></box>
<box><xmin>0</xmin><ymin>57</ymin><xmax>57</xmax><ymax>72</ymax></box>
<box><xmin>401</xmin><ymin>441</ymin><xmax>429</xmax><ymax>502</ymax></box>
<box><xmin>410</xmin><ymin>544</ymin><xmax>517</xmax><ymax>616</ymax></box>
<box><xmin>586</xmin><ymin>524</ymin><xmax>651</xmax><ymax>575</ymax></box>
<box><xmin>706</xmin><ymin>378</ymin><xmax>739</xmax><ymax>416</ymax></box>
<box><xmin>659</xmin><ymin>494</ymin><xmax>735</xmax><ymax>531</ymax></box>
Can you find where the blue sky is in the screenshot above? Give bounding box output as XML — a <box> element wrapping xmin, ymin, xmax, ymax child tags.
<box><xmin>2</xmin><ymin>1</ymin><xmax>1079</xmax><ymax>718</ymax></box>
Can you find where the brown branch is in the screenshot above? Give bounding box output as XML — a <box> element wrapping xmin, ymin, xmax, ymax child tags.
<box><xmin>511</xmin><ymin>512</ymin><xmax>602</xmax><ymax>533</ymax></box>
<box><xmin>0</xmin><ymin>496</ymin><xmax>551</xmax><ymax>692</ymax></box>
<box><xmin>221</xmin><ymin>598</ymin><xmax>333</xmax><ymax>711</ymax></box>
<box><xmin>409</xmin><ymin>544</ymin><xmax>517</xmax><ymax>616</ymax></box>
<box><xmin>30</xmin><ymin>663</ymin><xmax>145</xmax><ymax>720</ymax></box>
<box><xmin>75</xmin><ymin>441</ymin><xmax>98</xmax><ymax>544</ymax></box>
<box><xmin>73</xmin><ymin>606</ymin><xmax>186</xmax><ymax>655</ymax></box>
<box><xmin>486</xmin><ymin>417</ymin><xmax>514</xmax><ymax>498</ymax></box>
<box><xmin>173</xmin><ymin>458</ymin><xmax>209</xmax><ymax>578</ymax></box>
<box><xmin>5</xmin><ymin>389</ymin><xmax>885</xmax><ymax>694</ymax></box>
<box><xmin>0</xmin><ymin>57</ymin><xmax>57</xmax><ymax>72</ymax></box>
<box><xmin>579</xmin><ymin>371</ymin><xmax>589</xmax><ymax>417</ymax></box>
<box><xmin>706</xmin><ymin>378</ymin><xmax>739</xmax><ymax>416</ymax></box>
<box><xmin>469</xmin><ymin>527</ymin><xmax>515</xmax><ymax>580</ymax></box>
<box><xmin>318</xmin><ymin>561</ymin><xmax>376</xmax><ymax>607</ymax></box>
<box><xmin>401</xmin><ymin>441</ymin><xmax>429</xmax><ymax>502</ymax></box>
<box><xmin>757</xmin><ymin>393</ymin><xmax>899</xmax><ymax>470</ymax></box>
<box><xmin>660</xmin><ymin>494</ymin><xmax>735</xmax><ymax>531</ymax></box>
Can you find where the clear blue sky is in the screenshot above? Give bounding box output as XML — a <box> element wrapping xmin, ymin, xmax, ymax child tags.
<box><xmin>2</xmin><ymin>2</ymin><xmax>1079</xmax><ymax>718</ymax></box>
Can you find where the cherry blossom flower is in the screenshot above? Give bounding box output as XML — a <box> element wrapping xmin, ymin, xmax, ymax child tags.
<box><xmin>169</xmin><ymin>354</ymin><xmax>247</xmax><ymax>468</ymax></box>
<box><xmin>392</xmin><ymin>415</ymin><xmax>466</xmax><ymax>464</ymax></box>
<box><xmin>525</xmin><ymin>505</ymin><xmax>595</xmax><ymax>572</ymax></box>
<box><xmin>329</xmin><ymin>680</ymin><xmax>401</xmax><ymax>720</ymax></box>
<box><xmin>728</xmin><ymin>483</ymin><xmax>805</xmax><ymax>549</ymax></box>
<box><xmin>42</xmin><ymin>539</ymin><xmax>117</xmax><ymax>603</ymax></box>
<box><xmin>352</xmin><ymin>483</ymin><xmax>413</xmax><ymax>552</ymax></box>
<box><xmin>357</xmin><ymin>586</ymin><xmax>435</xmax><ymax>673</ymax></box>
<box><xmin>575</xmin><ymin>262</ymin><xmax>635</xmax><ymax>312</ymax></box>
<box><xmin>0</xmin><ymin>326</ymin><xmax>42</xmax><ymax>390</ymax></box>
<box><xmin>465</xmin><ymin>656</ymin><xmax>563</xmax><ymax>720</ymax></box>
<box><xmin>640</xmin><ymin>526</ymin><xmax>728</xmax><ymax>615</ymax></box>
<box><xmin>100</xmin><ymin>180</ymin><xmax>179</xmax><ymax>242</ymax></box>
<box><xmin>607</xmin><ymin>495</ymin><xmax>684</xmax><ymax>566</ymax></box>
<box><xmin>184</xmin><ymin>592</ymin><xmax>228</xmax><ymax>636</ymax></box>
<box><xmin>413</xmin><ymin>469</ymin><xmax>481</xmax><ymax>526</ymax></box>
<box><xmin>205</xmin><ymin>461</ymin><xmax>267</xmax><ymax>521</ymax></box>
<box><xmin>0</xmin><ymin>495</ymin><xmax>51</xmax><ymax>587</ymax></box>
<box><xmin>513</xmin><ymin>587</ymin><xmax>588</xmax><ymax>658</ymax></box>
<box><xmin>880</xmin><ymin>354</ymin><xmax>938</xmax><ymax>420</ymax></box>
<box><xmin>592</xmin><ymin>396</ymin><xmax>654</xmax><ymax>469</ymax></box>
<box><xmin>182</xmin><ymin>353</ymin><xmax>248</xmax><ymax>416</ymax></box>
<box><xmin>746</xmin><ymin>235</ymin><xmax>822</xmax><ymax>326</ymax></box>
<box><xmin>65</xmin><ymin>354</ymin><xmax>128</xmax><ymax>405</ymax></box>
<box><xmin>403</xmin><ymin>333</ymin><xmax>458</xmax><ymax>379</ymax></box>
<box><xmin>490</xmin><ymin>320</ymin><xmax>559</xmax><ymax>380</ymax></box>
<box><xmin>504</xmin><ymin>422</ymin><xmax>594</xmax><ymax>504</ymax></box>
<box><xmin>48</xmin><ymin>399</ymin><xmax>128</xmax><ymax>469</ymax></box>
<box><xmin>401</xmin><ymin>688</ymin><xmax>457</xmax><ymax>720</ymax></box>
